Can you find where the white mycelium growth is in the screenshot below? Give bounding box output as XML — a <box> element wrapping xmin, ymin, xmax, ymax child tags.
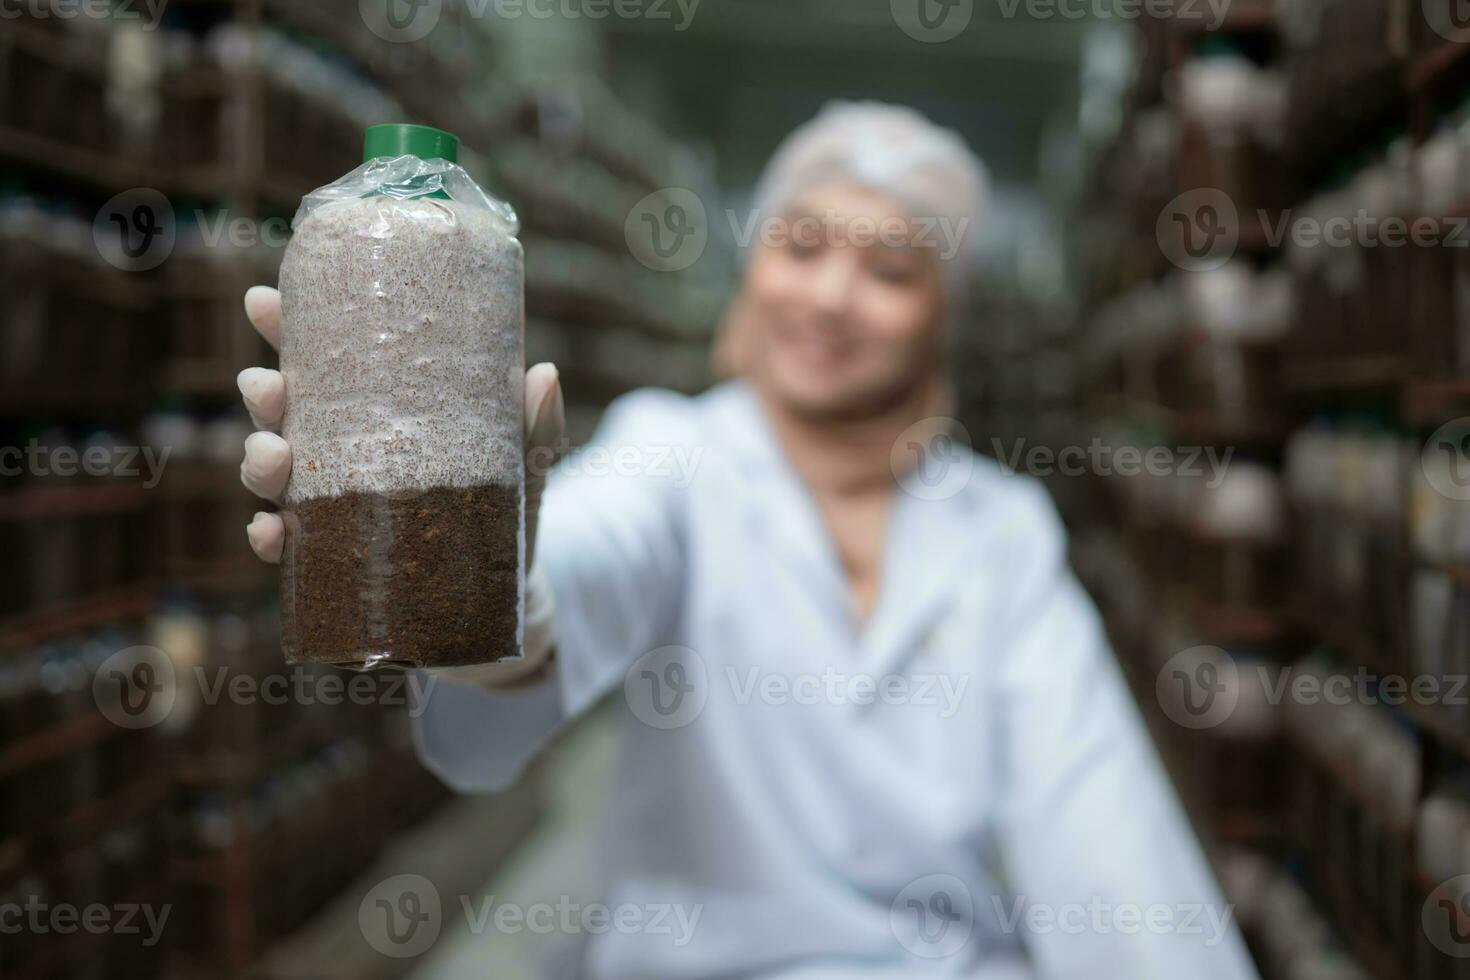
<box><xmin>279</xmin><ymin>196</ymin><xmax>523</xmax><ymax>504</ymax></box>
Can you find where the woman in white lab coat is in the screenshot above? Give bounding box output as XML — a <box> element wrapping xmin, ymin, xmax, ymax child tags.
<box><xmin>237</xmin><ymin>103</ymin><xmax>1260</xmax><ymax>980</ymax></box>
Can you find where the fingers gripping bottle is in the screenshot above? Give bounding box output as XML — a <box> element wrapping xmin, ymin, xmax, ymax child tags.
<box><xmin>277</xmin><ymin>124</ymin><xmax>525</xmax><ymax>669</ymax></box>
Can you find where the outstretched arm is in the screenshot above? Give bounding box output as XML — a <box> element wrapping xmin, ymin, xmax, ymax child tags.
<box><xmin>413</xmin><ymin>389</ymin><xmax>696</xmax><ymax>791</ymax></box>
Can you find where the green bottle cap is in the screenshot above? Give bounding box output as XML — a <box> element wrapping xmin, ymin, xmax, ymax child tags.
<box><xmin>362</xmin><ymin>124</ymin><xmax>459</xmax><ymax>163</ymax></box>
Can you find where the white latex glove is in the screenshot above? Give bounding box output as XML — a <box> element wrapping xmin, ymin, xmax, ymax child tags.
<box><xmin>237</xmin><ymin>285</ymin><xmax>563</xmax><ymax>682</ymax></box>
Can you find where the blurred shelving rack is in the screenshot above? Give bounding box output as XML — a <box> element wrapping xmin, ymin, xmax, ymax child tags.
<box><xmin>0</xmin><ymin>0</ymin><xmax>724</xmax><ymax>975</ymax></box>
<box><xmin>1053</xmin><ymin>1</ymin><xmax>1470</xmax><ymax>976</ymax></box>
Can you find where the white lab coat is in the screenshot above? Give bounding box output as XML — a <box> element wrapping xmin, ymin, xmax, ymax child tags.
<box><xmin>413</xmin><ymin>382</ymin><xmax>1260</xmax><ymax>980</ymax></box>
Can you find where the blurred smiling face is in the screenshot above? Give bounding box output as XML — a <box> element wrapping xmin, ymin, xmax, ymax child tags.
<box><xmin>741</xmin><ymin>181</ymin><xmax>946</xmax><ymax>421</ymax></box>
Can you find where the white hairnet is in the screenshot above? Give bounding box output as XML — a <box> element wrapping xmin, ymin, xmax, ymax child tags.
<box><xmin>748</xmin><ymin>100</ymin><xmax>990</xmax><ymax>312</ymax></box>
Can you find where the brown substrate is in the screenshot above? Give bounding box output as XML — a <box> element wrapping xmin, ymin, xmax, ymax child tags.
<box><xmin>280</xmin><ymin>484</ymin><xmax>521</xmax><ymax>669</ymax></box>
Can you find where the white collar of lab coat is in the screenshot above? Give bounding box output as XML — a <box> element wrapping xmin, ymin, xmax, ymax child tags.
<box><xmin>704</xmin><ymin>381</ymin><xmax>991</xmax><ymax>676</ymax></box>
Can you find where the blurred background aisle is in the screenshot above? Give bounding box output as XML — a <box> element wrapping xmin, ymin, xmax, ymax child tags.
<box><xmin>6</xmin><ymin>0</ymin><xmax>1470</xmax><ymax>978</ymax></box>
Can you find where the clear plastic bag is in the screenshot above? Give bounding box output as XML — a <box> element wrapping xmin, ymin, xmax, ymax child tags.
<box><xmin>292</xmin><ymin>154</ymin><xmax>519</xmax><ymax>233</ymax></box>
<box><xmin>277</xmin><ymin>146</ymin><xmax>524</xmax><ymax>670</ymax></box>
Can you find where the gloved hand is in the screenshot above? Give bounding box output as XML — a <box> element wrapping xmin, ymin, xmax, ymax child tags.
<box><xmin>236</xmin><ymin>285</ymin><xmax>564</xmax><ymax>684</ymax></box>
